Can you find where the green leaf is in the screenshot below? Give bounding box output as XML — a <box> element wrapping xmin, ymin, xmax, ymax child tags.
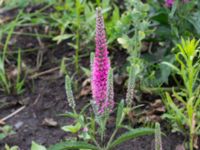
<box><xmin>61</xmin><ymin>122</ymin><xmax>81</xmax><ymax>133</ymax></box>
<box><xmin>151</xmin><ymin>11</ymin><xmax>168</xmax><ymax>25</ymax></box>
<box><xmin>116</xmin><ymin>100</ymin><xmax>124</xmax><ymax>127</ymax></box>
<box><xmin>48</xmin><ymin>141</ymin><xmax>98</xmax><ymax>150</ymax></box>
<box><xmin>108</xmin><ymin>128</ymin><xmax>154</xmax><ymax>149</ymax></box>
<box><xmin>158</xmin><ymin>55</ymin><xmax>175</xmax><ymax>84</ymax></box>
<box><xmin>161</xmin><ymin>62</ymin><xmax>180</xmax><ymax>73</ymax></box>
<box><xmin>138</xmin><ymin>31</ymin><xmax>145</xmax><ymax>41</ymax></box>
<box><xmin>31</xmin><ymin>141</ymin><xmax>47</xmax><ymax>150</ymax></box>
<box><xmin>53</xmin><ymin>34</ymin><xmax>74</xmax><ymax>44</ymax></box>
<box><xmin>117</xmin><ymin>37</ymin><xmax>129</xmax><ymax>49</ymax></box>
<box><xmin>188</xmin><ymin>11</ymin><xmax>200</xmax><ymax>35</ymax></box>
<box><xmin>79</xmin><ymin>131</ymin><xmax>91</xmax><ymax>140</ymax></box>
<box><xmin>0</xmin><ymin>133</ymin><xmax>6</xmax><ymax>140</ymax></box>
<box><xmin>81</xmin><ymin>67</ymin><xmax>91</xmax><ymax>77</ymax></box>
<box><xmin>59</xmin><ymin>112</ymin><xmax>78</xmax><ymax>119</ymax></box>
<box><xmin>5</xmin><ymin>144</ymin><xmax>19</xmax><ymax>150</ymax></box>
<box><xmin>163</xmin><ymin>92</ymin><xmax>186</xmax><ymax>127</ymax></box>
<box><xmin>154</xmin><ymin>26</ymin><xmax>171</xmax><ymax>40</ymax></box>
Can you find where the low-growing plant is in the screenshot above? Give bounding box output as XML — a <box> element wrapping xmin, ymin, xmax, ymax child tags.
<box><xmin>117</xmin><ymin>0</ymin><xmax>152</xmax><ymax>64</ymax></box>
<box><xmin>51</xmin><ymin>0</ymin><xmax>85</xmax><ymax>73</ymax></box>
<box><xmin>15</xmin><ymin>48</ymin><xmax>26</xmax><ymax>94</ymax></box>
<box><xmin>4</xmin><ymin>145</ymin><xmax>19</xmax><ymax>150</ymax></box>
<box><xmin>116</xmin><ymin>0</ymin><xmax>156</xmax><ymax>93</ymax></box>
<box><xmin>141</xmin><ymin>0</ymin><xmax>200</xmax><ymax>89</ymax></box>
<box><xmin>0</xmin><ymin>11</ymin><xmax>21</xmax><ymax>94</ymax></box>
<box><xmin>51</xmin><ymin>0</ymin><xmax>113</xmax><ymax>73</ymax></box>
<box><xmin>1</xmin><ymin>0</ymin><xmax>50</xmax><ymax>10</ymax></box>
<box><xmin>0</xmin><ymin>8</ymin><xmax>29</xmax><ymax>95</ymax></box>
<box><xmin>0</xmin><ymin>125</ymin><xmax>15</xmax><ymax>141</ymax></box>
<box><xmin>31</xmin><ymin>141</ymin><xmax>47</xmax><ymax>150</ymax></box>
<box><xmin>150</xmin><ymin>0</ymin><xmax>199</xmax><ymax>44</ymax></box>
<box><xmin>47</xmin><ymin>8</ymin><xmax>154</xmax><ymax>150</ymax></box>
<box><xmin>162</xmin><ymin>38</ymin><xmax>200</xmax><ymax>150</ymax></box>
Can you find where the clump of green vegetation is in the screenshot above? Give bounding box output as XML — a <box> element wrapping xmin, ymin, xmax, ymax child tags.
<box><xmin>0</xmin><ymin>10</ymin><xmax>25</xmax><ymax>94</ymax></box>
<box><xmin>163</xmin><ymin>38</ymin><xmax>200</xmax><ymax>150</ymax></box>
<box><xmin>0</xmin><ymin>125</ymin><xmax>15</xmax><ymax>141</ymax></box>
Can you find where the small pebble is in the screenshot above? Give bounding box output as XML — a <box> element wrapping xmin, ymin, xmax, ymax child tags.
<box><xmin>14</xmin><ymin>121</ymin><xmax>24</xmax><ymax>129</ymax></box>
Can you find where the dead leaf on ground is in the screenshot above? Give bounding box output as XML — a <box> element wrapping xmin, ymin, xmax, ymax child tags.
<box><xmin>139</xmin><ymin>99</ymin><xmax>165</xmax><ymax>123</ymax></box>
<box><xmin>76</xmin><ymin>78</ymin><xmax>91</xmax><ymax>99</ymax></box>
<box><xmin>114</xmin><ymin>73</ymin><xmax>127</xmax><ymax>85</ymax></box>
<box><xmin>0</xmin><ymin>120</ymin><xmax>5</xmax><ymax>125</ymax></box>
<box><xmin>0</xmin><ymin>16</ymin><xmax>11</xmax><ymax>24</ymax></box>
<box><xmin>42</xmin><ymin>118</ymin><xmax>58</xmax><ymax>127</ymax></box>
<box><xmin>82</xmin><ymin>78</ymin><xmax>90</xmax><ymax>87</ymax></box>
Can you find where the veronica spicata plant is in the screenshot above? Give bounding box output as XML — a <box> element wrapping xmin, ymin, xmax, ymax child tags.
<box><xmin>162</xmin><ymin>38</ymin><xmax>200</xmax><ymax>150</ymax></box>
<box><xmin>48</xmin><ymin>8</ymin><xmax>154</xmax><ymax>150</ymax></box>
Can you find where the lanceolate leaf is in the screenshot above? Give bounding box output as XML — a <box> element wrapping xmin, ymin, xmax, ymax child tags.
<box><xmin>31</xmin><ymin>141</ymin><xmax>47</xmax><ymax>150</ymax></box>
<box><xmin>161</xmin><ymin>62</ymin><xmax>180</xmax><ymax>73</ymax></box>
<box><xmin>61</xmin><ymin>122</ymin><xmax>81</xmax><ymax>133</ymax></box>
<box><xmin>48</xmin><ymin>141</ymin><xmax>98</xmax><ymax>150</ymax></box>
<box><xmin>108</xmin><ymin>128</ymin><xmax>154</xmax><ymax>149</ymax></box>
<box><xmin>116</xmin><ymin>100</ymin><xmax>124</xmax><ymax>127</ymax></box>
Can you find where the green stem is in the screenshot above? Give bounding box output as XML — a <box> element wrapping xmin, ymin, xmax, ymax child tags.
<box><xmin>96</xmin><ymin>0</ymin><xmax>101</xmax><ymax>6</ymax></box>
<box><xmin>105</xmin><ymin>110</ymin><xmax>126</xmax><ymax>150</ymax></box>
<box><xmin>100</xmin><ymin>121</ymin><xmax>105</xmax><ymax>144</ymax></box>
<box><xmin>1</xmin><ymin>10</ymin><xmax>22</xmax><ymax>94</ymax></box>
<box><xmin>4</xmin><ymin>31</ymin><xmax>53</xmax><ymax>38</ymax></box>
<box><xmin>190</xmin><ymin>132</ymin><xmax>193</xmax><ymax>150</ymax></box>
<box><xmin>105</xmin><ymin>129</ymin><xmax>118</xmax><ymax>150</ymax></box>
<box><xmin>3</xmin><ymin>11</ymin><xmax>22</xmax><ymax>61</ymax></box>
<box><xmin>91</xmin><ymin>137</ymin><xmax>101</xmax><ymax>150</ymax></box>
<box><xmin>75</xmin><ymin>31</ymin><xmax>80</xmax><ymax>73</ymax></box>
<box><xmin>75</xmin><ymin>0</ymin><xmax>81</xmax><ymax>73</ymax></box>
<box><xmin>140</xmin><ymin>86</ymin><xmax>180</xmax><ymax>94</ymax></box>
<box><xmin>0</xmin><ymin>44</ymin><xmax>55</xmax><ymax>54</ymax></box>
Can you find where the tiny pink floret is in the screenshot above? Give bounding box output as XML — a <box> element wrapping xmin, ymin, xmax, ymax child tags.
<box><xmin>165</xmin><ymin>0</ymin><xmax>190</xmax><ymax>7</ymax></box>
<box><xmin>165</xmin><ymin>0</ymin><xmax>174</xmax><ymax>7</ymax></box>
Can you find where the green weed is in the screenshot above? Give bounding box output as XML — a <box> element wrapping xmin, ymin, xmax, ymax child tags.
<box><xmin>162</xmin><ymin>38</ymin><xmax>200</xmax><ymax>150</ymax></box>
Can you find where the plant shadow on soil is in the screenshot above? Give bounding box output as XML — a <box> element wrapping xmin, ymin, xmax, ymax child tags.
<box><xmin>0</xmin><ymin>5</ymin><xmax>187</xmax><ymax>150</ymax></box>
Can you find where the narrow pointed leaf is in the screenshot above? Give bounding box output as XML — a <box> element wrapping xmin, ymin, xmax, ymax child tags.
<box><xmin>108</xmin><ymin>128</ymin><xmax>154</xmax><ymax>149</ymax></box>
<box><xmin>116</xmin><ymin>100</ymin><xmax>124</xmax><ymax>127</ymax></box>
<box><xmin>48</xmin><ymin>141</ymin><xmax>98</xmax><ymax>150</ymax></box>
<box><xmin>31</xmin><ymin>141</ymin><xmax>47</xmax><ymax>150</ymax></box>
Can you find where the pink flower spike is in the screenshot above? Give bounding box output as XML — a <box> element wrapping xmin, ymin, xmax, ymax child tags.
<box><xmin>91</xmin><ymin>8</ymin><xmax>112</xmax><ymax>114</ymax></box>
